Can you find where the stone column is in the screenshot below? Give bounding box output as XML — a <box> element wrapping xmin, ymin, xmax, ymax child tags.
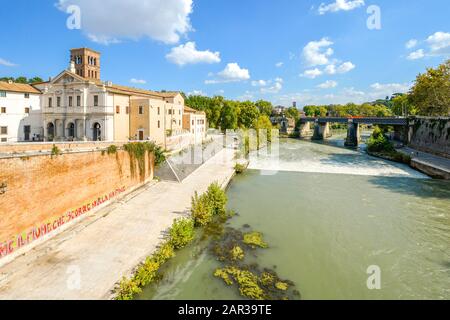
<box><xmin>312</xmin><ymin>121</ymin><xmax>331</xmax><ymax>140</ymax></box>
<box><xmin>345</xmin><ymin>121</ymin><xmax>360</xmax><ymax>147</ymax></box>
<box><xmin>299</xmin><ymin>122</ymin><xmax>312</xmax><ymax>138</ymax></box>
<box><xmin>62</xmin><ymin>119</ymin><xmax>66</xmax><ymax>140</ymax></box>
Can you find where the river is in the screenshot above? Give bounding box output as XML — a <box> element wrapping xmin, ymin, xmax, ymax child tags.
<box><xmin>137</xmin><ymin>137</ymin><xmax>450</xmax><ymax>300</ymax></box>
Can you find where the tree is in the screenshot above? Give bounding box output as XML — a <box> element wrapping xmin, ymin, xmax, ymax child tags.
<box><xmin>391</xmin><ymin>94</ymin><xmax>417</xmax><ymax>116</ymax></box>
<box><xmin>28</xmin><ymin>77</ymin><xmax>43</xmax><ymax>84</ymax></box>
<box><xmin>409</xmin><ymin>60</ymin><xmax>450</xmax><ymax>116</ymax></box>
<box><xmin>255</xmin><ymin>100</ymin><xmax>273</xmax><ymax>117</ymax></box>
<box><xmin>238</xmin><ymin>101</ymin><xmax>260</xmax><ymax>128</ymax></box>
<box><xmin>220</xmin><ymin>102</ymin><xmax>238</xmax><ymax>131</ymax></box>
<box><xmin>0</xmin><ymin>76</ymin><xmax>44</xmax><ymax>84</ymax></box>
<box><xmin>286</xmin><ymin>107</ymin><xmax>300</xmax><ymax>120</ymax></box>
<box><xmin>254</xmin><ymin>115</ymin><xmax>274</xmax><ymax>143</ymax></box>
<box><xmin>303</xmin><ymin>106</ymin><xmax>317</xmax><ymax>117</ymax></box>
<box><xmin>14</xmin><ymin>77</ymin><xmax>28</xmax><ymax>84</ymax></box>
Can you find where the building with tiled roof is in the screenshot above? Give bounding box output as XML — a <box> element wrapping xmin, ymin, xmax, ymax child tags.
<box><xmin>0</xmin><ymin>80</ymin><xmax>43</xmax><ymax>142</ymax></box>
<box><xmin>29</xmin><ymin>48</ymin><xmax>190</xmax><ymax>146</ymax></box>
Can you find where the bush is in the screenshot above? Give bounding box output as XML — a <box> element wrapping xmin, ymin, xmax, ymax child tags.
<box><xmin>116</xmin><ymin>277</ymin><xmax>142</xmax><ymax>300</ymax></box>
<box><xmin>51</xmin><ymin>144</ymin><xmax>61</xmax><ymax>157</ymax></box>
<box><xmin>205</xmin><ymin>182</ymin><xmax>228</xmax><ymax>216</ymax></box>
<box><xmin>191</xmin><ymin>192</ymin><xmax>214</xmax><ymax>227</ymax></box>
<box><xmin>234</xmin><ymin>163</ymin><xmax>246</xmax><ymax>174</ymax></box>
<box><xmin>169</xmin><ymin>218</ymin><xmax>195</xmax><ymax>249</ymax></box>
<box><xmin>115</xmin><ymin>240</ymin><xmax>175</xmax><ymax>300</ymax></box>
<box><xmin>367</xmin><ymin>127</ymin><xmax>394</xmax><ymax>153</ymax></box>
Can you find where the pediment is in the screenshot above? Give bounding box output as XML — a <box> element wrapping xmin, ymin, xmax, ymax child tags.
<box><xmin>51</xmin><ymin>70</ymin><xmax>86</xmax><ymax>85</ymax></box>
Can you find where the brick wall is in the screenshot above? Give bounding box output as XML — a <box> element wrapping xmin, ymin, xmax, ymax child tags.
<box><xmin>0</xmin><ymin>149</ymin><xmax>154</xmax><ymax>259</ymax></box>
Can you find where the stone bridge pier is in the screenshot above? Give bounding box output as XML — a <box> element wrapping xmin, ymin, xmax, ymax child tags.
<box><xmin>345</xmin><ymin>121</ymin><xmax>361</xmax><ymax>147</ymax></box>
<box><xmin>312</xmin><ymin>121</ymin><xmax>332</xmax><ymax>140</ymax></box>
<box><xmin>299</xmin><ymin>122</ymin><xmax>312</xmax><ymax>138</ymax></box>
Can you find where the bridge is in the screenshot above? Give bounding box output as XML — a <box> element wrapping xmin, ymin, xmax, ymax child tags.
<box><xmin>298</xmin><ymin>117</ymin><xmax>410</xmax><ymax>147</ymax></box>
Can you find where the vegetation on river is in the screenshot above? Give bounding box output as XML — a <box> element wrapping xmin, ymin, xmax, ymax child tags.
<box><xmin>367</xmin><ymin>127</ymin><xmax>411</xmax><ymax>164</ymax></box>
<box><xmin>115</xmin><ymin>177</ymin><xmax>299</xmax><ymax>301</ymax></box>
<box><xmin>115</xmin><ymin>182</ymin><xmax>228</xmax><ymax>300</ymax></box>
<box><xmin>210</xmin><ymin>225</ymin><xmax>299</xmax><ymax>300</ymax></box>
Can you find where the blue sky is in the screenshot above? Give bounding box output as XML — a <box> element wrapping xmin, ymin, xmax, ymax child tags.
<box><xmin>0</xmin><ymin>0</ymin><xmax>449</xmax><ymax>107</ymax></box>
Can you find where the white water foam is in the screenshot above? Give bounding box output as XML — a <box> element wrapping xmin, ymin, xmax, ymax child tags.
<box><xmin>247</xmin><ymin>141</ymin><xmax>428</xmax><ymax>179</ymax></box>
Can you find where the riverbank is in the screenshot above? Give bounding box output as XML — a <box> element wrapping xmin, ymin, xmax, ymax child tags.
<box><xmin>367</xmin><ymin>147</ymin><xmax>450</xmax><ymax>180</ymax></box>
<box><xmin>0</xmin><ymin>148</ymin><xmax>236</xmax><ymax>300</ymax></box>
<box><xmin>397</xmin><ymin>147</ymin><xmax>450</xmax><ymax>180</ymax></box>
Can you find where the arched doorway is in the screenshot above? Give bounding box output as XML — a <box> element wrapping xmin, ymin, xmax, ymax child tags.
<box><xmin>93</xmin><ymin>122</ymin><xmax>101</xmax><ymax>141</ymax></box>
<box><xmin>67</xmin><ymin>123</ymin><xmax>75</xmax><ymax>140</ymax></box>
<box><xmin>47</xmin><ymin>123</ymin><xmax>55</xmax><ymax>141</ymax></box>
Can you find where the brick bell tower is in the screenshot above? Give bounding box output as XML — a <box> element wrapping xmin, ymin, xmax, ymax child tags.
<box><xmin>70</xmin><ymin>48</ymin><xmax>101</xmax><ymax>80</ymax></box>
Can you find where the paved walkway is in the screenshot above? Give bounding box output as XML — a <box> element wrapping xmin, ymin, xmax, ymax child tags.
<box><xmin>398</xmin><ymin>147</ymin><xmax>450</xmax><ymax>174</ymax></box>
<box><xmin>0</xmin><ymin>148</ymin><xmax>236</xmax><ymax>300</ymax></box>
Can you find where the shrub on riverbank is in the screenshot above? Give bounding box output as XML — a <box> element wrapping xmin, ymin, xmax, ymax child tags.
<box><xmin>169</xmin><ymin>218</ymin><xmax>195</xmax><ymax>249</ymax></box>
<box><xmin>115</xmin><ymin>240</ymin><xmax>175</xmax><ymax>300</ymax></box>
<box><xmin>367</xmin><ymin>127</ymin><xmax>394</xmax><ymax>153</ymax></box>
<box><xmin>367</xmin><ymin>127</ymin><xmax>411</xmax><ymax>165</ymax></box>
<box><xmin>234</xmin><ymin>163</ymin><xmax>247</xmax><ymax>174</ymax></box>
<box><xmin>115</xmin><ymin>182</ymin><xmax>230</xmax><ymax>300</ymax></box>
<box><xmin>191</xmin><ymin>182</ymin><xmax>228</xmax><ymax>226</ymax></box>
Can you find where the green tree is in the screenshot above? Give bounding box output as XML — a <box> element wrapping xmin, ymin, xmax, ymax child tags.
<box><xmin>254</xmin><ymin>115</ymin><xmax>274</xmax><ymax>143</ymax></box>
<box><xmin>238</xmin><ymin>101</ymin><xmax>260</xmax><ymax>128</ymax></box>
<box><xmin>392</xmin><ymin>94</ymin><xmax>417</xmax><ymax>116</ymax></box>
<box><xmin>28</xmin><ymin>77</ymin><xmax>44</xmax><ymax>84</ymax></box>
<box><xmin>255</xmin><ymin>100</ymin><xmax>273</xmax><ymax>117</ymax></box>
<box><xmin>286</xmin><ymin>107</ymin><xmax>300</xmax><ymax>120</ymax></box>
<box><xmin>220</xmin><ymin>102</ymin><xmax>238</xmax><ymax>131</ymax></box>
<box><xmin>409</xmin><ymin>59</ymin><xmax>450</xmax><ymax>116</ymax></box>
<box><xmin>14</xmin><ymin>77</ymin><xmax>28</xmax><ymax>84</ymax></box>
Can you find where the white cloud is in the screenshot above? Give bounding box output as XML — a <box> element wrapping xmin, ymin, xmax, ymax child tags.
<box><xmin>275</xmin><ymin>62</ymin><xmax>284</xmax><ymax>68</ymax></box>
<box><xmin>274</xmin><ymin>82</ymin><xmax>411</xmax><ymax>106</ymax></box>
<box><xmin>324</xmin><ymin>62</ymin><xmax>355</xmax><ymax>74</ymax></box>
<box><xmin>166</xmin><ymin>42</ymin><xmax>221</xmax><ymax>66</ymax></box>
<box><xmin>0</xmin><ymin>58</ymin><xmax>17</xmax><ymax>67</ymax></box>
<box><xmin>324</xmin><ymin>64</ymin><xmax>336</xmax><ymax>75</ymax></box>
<box><xmin>130</xmin><ymin>78</ymin><xmax>147</xmax><ymax>84</ymax></box>
<box><xmin>301</xmin><ymin>68</ymin><xmax>323</xmax><ymax>79</ymax></box>
<box><xmin>370</xmin><ymin>82</ymin><xmax>412</xmax><ymax>94</ymax></box>
<box><xmin>188</xmin><ymin>90</ymin><xmax>207</xmax><ymax>96</ymax></box>
<box><xmin>57</xmin><ymin>0</ymin><xmax>193</xmax><ymax>44</ymax></box>
<box><xmin>317</xmin><ymin>80</ymin><xmax>338</xmax><ymax>89</ymax></box>
<box><xmin>260</xmin><ymin>78</ymin><xmax>283</xmax><ymax>94</ymax></box>
<box><xmin>407</xmin><ymin>49</ymin><xmax>425</xmax><ymax>60</ymax></box>
<box><xmin>337</xmin><ymin>61</ymin><xmax>355</xmax><ymax>73</ymax></box>
<box><xmin>405</xmin><ymin>39</ymin><xmax>418</xmax><ymax>49</ymax></box>
<box><xmin>303</xmin><ymin>38</ymin><xmax>334</xmax><ymax>66</ymax></box>
<box><xmin>251</xmin><ymin>80</ymin><xmax>268</xmax><ymax>87</ymax></box>
<box><xmin>318</xmin><ymin>0</ymin><xmax>365</xmax><ymax>15</ymax></box>
<box><xmin>426</xmin><ymin>31</ymin><xmax>450</xmax><ymax>55</ymax></box>
<box><xmin>205</xmin><ymin>63</ymin><xmax>250</xmax><ymax>84</ymax></box>
<box><xmin>405</xmin><ymin>32</ymin><xmax>450</xmax><ymax>61</ymax></box>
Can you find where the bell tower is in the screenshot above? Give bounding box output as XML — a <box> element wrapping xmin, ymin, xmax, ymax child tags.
<box><xmin>70</xmin><ymin>48</ymin><xmax>101</xmax><ymax>80</ymax></box>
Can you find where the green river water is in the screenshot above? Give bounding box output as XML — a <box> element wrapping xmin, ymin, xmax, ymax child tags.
<box><xmin>138</xmin><ymin>137</ymin><xmax>450</xmax><ymax>300</ymax></box>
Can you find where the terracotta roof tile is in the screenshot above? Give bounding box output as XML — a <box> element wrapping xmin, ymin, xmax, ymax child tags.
<box><xmin>0</xmin><ymin>81</ymin><xmax>41</xmax><ymax>94</ymax></box>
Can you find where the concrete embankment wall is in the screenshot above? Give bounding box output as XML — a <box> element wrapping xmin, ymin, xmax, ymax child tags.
<box><xmin>409</xmin><ymin>117</ymin><xmax>450</xmax><ymax>159</ymax></box>
<box><xmin>0</xmin><ymin>148</ymin><xmax>154</xmax><ymax>261</ymax></box>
